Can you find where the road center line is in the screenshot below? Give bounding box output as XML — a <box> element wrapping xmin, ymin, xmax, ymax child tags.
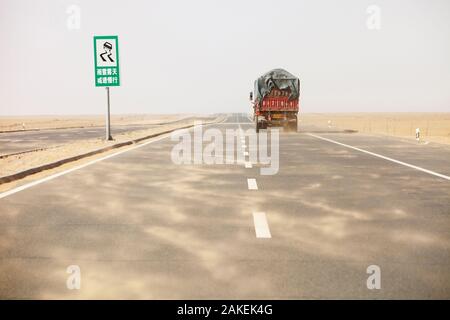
<box><xmin>307</xmin><ymin>133</ymin><xmax>450</xmax><ymax>181</ymax></box>
<box><xmin>253</xmin><ymin>212</ymin><xmax>271</xmax><ymax>238</ymax></box>
<box><xmin>247</xmin><ymin>178</ymin><xmax>258</xmax><ymax>190</ymax></box>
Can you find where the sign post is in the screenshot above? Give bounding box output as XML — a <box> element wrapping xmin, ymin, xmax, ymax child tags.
<box><xmin>93</xmin><ymin>35</ymin><xmax>120</xmax><ymax>141</ymax></box>
<box><xmin>106</xmin><ymin>87</ymin><xmax>111</xmax><ymax>140</ymax></box>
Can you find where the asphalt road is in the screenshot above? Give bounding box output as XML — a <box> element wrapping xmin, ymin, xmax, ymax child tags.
<box><xmin>0</xmin><ymin>117</ymin><xmax>204</xmax><ymax>156</ymax></box>
<box><xmin>0</xmin><ymin>113</ymin><xmax>449</xmax><ymax>299</ymax></box>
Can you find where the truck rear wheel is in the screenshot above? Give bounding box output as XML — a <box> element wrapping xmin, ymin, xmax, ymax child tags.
<box><xmin>284</xmin><ymin>120</ymin><xmax>297</xmax><ymax>132</ymax></box>
<box><xmin>291</xmin><ymin>119</ymin><xmax>298</xmax><ymax>132</ymax></box>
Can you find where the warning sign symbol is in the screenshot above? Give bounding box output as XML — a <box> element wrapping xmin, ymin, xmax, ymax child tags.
<box><xmin>100</xmin><ymin>42</ymin><xmax>115</xmax><ymax>63</ymax></box>
<box><xmin>94</xmin><ymin>36</ymin><xmax>118</xmax><ymax>68</ymax></box>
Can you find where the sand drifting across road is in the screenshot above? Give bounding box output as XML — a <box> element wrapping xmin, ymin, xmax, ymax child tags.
<box><xmin>0</xmin><ymin>115</ymin><xmax>220</xmax><ymax>189</ymax></box>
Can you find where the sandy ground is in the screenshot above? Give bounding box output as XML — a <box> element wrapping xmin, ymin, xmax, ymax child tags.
<box><xmin>0</xmin><ymin>114</ymin><xmax>197</xmax><ymax>132</ymax></box>
<box><xmin>299</xmin><ymin>113</ymin><xmax>450</xmax><ymax>145</ymax></box>
<box><xmin>0</xmin><ymin>116</ymin><xmax>222</xmax><ymax>191</ymax></box>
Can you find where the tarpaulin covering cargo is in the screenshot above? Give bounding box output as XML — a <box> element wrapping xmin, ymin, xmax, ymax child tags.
<box><xmin>254</xmin><ymin>68</ymin><xmax>300</xmax><ymax>102</ymax></box>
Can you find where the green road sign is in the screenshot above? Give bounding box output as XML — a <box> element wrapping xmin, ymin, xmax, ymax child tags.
<box><xmin>93</xmin><ymin>35</ymin><xmax>120</xmax><ymax>87</ymax></box>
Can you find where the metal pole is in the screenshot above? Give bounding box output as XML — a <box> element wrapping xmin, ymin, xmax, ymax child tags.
<box><xmin>106</xmin><ymin>87</ymin><xmax>112</xmax><ymax>141</ymax></box>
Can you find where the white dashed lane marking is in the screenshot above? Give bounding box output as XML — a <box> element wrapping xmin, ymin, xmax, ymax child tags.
<box><xmin>247</xmin><ymin>178</ymin><xmax>258</xmax><ymax>190</ymax></box>
<box><xmin>239</xmin><ymin>120</ymin><xmax>270</xmax><ymax>239</ymax></box>
<box><xmin>253</xmin><ymin>212</ymin><xmax>271</xmax><ymax>238</ymax></box>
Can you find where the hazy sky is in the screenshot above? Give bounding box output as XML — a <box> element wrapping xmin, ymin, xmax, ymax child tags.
<box><xmin>1</xmin><ymin>0</ymin><xmax>449</xmax><ymax>115</ymax></box>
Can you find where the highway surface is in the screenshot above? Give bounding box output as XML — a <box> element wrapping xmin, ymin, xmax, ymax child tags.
<box><xmin>0</xmin><ymin>113</ymin><xmax>449</xmax><ymax>299</ymax></box>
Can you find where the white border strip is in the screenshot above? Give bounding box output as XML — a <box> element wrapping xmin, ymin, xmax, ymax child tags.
<box><xmin>307</xmin><ymin>133</ymin><xmax>450</xmax><ymax>181</ymax></box>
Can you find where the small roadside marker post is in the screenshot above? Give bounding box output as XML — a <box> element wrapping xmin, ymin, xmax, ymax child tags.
<box><xmin>93</xmin><ymin>35</ymin><xmax>121</xmax><ymax>141</ymax></box>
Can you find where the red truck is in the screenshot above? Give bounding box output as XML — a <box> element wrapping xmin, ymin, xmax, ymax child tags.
<box><xmin>250</xmin><ymin>69</ymin><xmax>300</xmax><ymax>132</ymax></box>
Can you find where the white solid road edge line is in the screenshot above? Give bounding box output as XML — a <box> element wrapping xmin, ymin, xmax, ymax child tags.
<box><xmin>307</xmin><ymin>133</ymin><xmax>450</xmax><ymax>181</ymax></box>
<box><xmin>253</xmin><ymin>212</ymin><xmax>272</xmax><ymax>238</ymax></box>
<box><xmin>247</xmin><ymin>178</ymin><xmax>258</xmax><ymax>190</ymax></box>
<box><xmin>0</xmin><ymin>128</ymin><xmax>188</xmax><ymax>200</ymax></box>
